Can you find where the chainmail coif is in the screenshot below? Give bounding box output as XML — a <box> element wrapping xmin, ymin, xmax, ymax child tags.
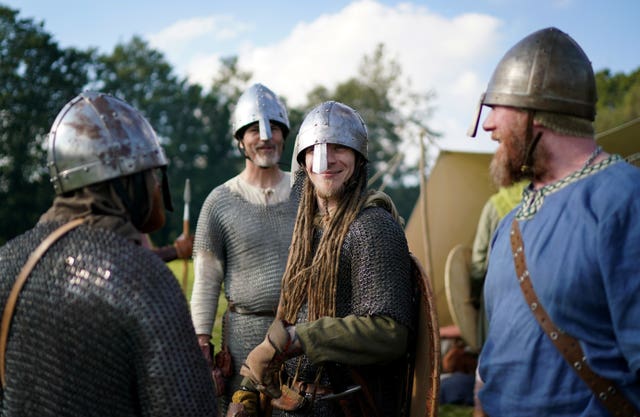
<box><xmin>0</xmin><ymin>222</ymin><xmax>218</xmax><ymax>417</ymax></box>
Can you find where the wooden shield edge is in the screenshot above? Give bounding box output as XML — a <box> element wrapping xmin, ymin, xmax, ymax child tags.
<box><xmin>444</xmin><ymin>244</ymin><xmax>478</xmax><ymax>350</ymax></box>
<box><xmin>409</xmin><ymin>253</ymin><xmax>441</xmax><ymax>417</ymax></box>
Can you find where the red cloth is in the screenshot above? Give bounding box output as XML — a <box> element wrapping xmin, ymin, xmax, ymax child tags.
<box><xmin>439</xmin><ymin>325</ymin><xmax>461</xmax><ymax>339</ymax></box>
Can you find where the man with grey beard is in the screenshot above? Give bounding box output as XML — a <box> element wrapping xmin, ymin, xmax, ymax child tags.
<box><xmin>190</xmin><ymin>83</ymin><xmax>298</xmax><ymax>413</ymax></box>
<box><xmin>468</xmin><ymin>27</ymin><xmax>640</xmax><ymax>417</ymax></box>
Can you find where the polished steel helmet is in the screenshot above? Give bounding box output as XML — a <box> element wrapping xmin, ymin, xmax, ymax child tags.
<box><xmin>231</xmin><ymin>83</ymin><xmax>290</xmax><ymax>141</ymax></box>
<box><xmin>48</xmin><ymin>91</ymin><xmax>168</xmax><ymax>194</ymax></box>
<box><xmin>295</xmin><ymin>101</ymin><xmax>367</xmax><ymax>173</ymax></box>
<box><xmin>468</xmin><ymin>27</ymin><xmax>597</xmax><ymax>137</ymax></box>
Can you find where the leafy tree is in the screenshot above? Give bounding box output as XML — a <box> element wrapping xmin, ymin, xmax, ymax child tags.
<box><xmin>280</xmin><ymin>104</ymin><xmax>305</xmax><ymax>172</ymax></box>
<box><xmin>595</xmin><ymin>68</ymin><xmax>640</xmax><ymax>132</ymax></box>
<box><xmin>0</xmin><ymin>5</ymin><xmax>92</xmax><ymax>243</ymax></box>
<box><xmin>209</xmin><ymin>56</ymin><xmax>252</xmax><ymax>106</ymax></box>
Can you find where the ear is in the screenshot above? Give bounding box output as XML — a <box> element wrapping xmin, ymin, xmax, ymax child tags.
<box><xmin>532</xmin><ymin>119</ymin><xmax>545</xmax><ymax>128</ymax></box>
<box><xmin>531</xmin><ymin>112</ymin><xmax>545</xmax><ymax>129</ymax></box>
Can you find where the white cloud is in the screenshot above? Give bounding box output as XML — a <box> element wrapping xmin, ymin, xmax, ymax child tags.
<box><xmin>148</xmin><ymin>17</ymin><xmax>215</xmax><ymax>47</ymax></box>
<box><xmin>146</xmin><ymin>15</ymin><xmax>253</xmax><ymax>66</ymax></box>
<box><xmin>184</xmin><ymin>53</ymin><xmax>224</xmax><ymax>88</ymax></box>
<box><xmin>149</xmin><ymin>15</ymin><xmax>252</xmax><ymax>45</ymax></box>
<box><xmin>174</xmin><ymin>0</ymin><xmax>502</xmax><ymax>152</ymax></box>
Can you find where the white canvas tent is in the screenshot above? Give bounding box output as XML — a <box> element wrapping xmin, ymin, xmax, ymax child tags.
<box><xmin>596</xmin><ymin>117</ymin><xmax>640</xmax><ymax>165</ymax></box>
<box><xmin>405</xmin><ymin>150</ymin><xmax>495</xmax><ymax>327</ymax></box>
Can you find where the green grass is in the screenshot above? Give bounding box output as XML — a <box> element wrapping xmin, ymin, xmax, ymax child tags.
<box><xmin>439</xmin><ymin>404</ymin><xmax>474</xmax><ymax>417</ymax></box>
<box><xmin>166</xmin><ymin>259</ymin><xmax>227</xmax><ymax>350</ymax></box>
<box><xmin>166</xmin><ymin>260</ymin><xmax>473</xmax><ymax>417</ymax></box>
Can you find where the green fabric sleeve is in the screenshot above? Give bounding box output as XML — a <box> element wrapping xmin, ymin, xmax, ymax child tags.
<box><xmin>470</xmin><ymin>200</ymin><xmax>500</xmax><ymax>286</ymax></box>
<box><xmin>295</xmin><ymin>314</ymin><xmax>408</xmax><ymax>366</ymax></box>
<box><xmin>489</xmin><ymin>180</ymin><xmax>527</xmax><ymax>218</ymax></box>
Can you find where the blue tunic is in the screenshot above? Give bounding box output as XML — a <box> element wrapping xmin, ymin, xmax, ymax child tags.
<box><xmin>479</xmin><ymin>158</ymin><xmax>640</xmax><ymax>416</ymax></box>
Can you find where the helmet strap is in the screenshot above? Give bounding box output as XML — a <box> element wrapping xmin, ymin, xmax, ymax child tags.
<box><xmin>237</xmin><ymin>140</ymin><xmax>249</xmax><ymax>161</ymax></box>
<box><xmin>112</xmin><ymin>174</ymin><xmax>148</xmax><ymax>229</ymax></box>
<box><xmin>520</xmin><ymin>111</ymin><xmax>543</xmax><ymax>175</ymax></box>
<box><xmin>160</xmin><ymin>167</ymin><xmax>173</xmax><ymax>212</ymax></box>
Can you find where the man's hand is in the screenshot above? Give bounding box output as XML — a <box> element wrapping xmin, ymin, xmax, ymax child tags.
<box><xmin>240</xmin><ymin>319</ymin><xmax>301</xmax><ymax>398</ymax></box>
<box><xmin>227</xmin><ymin>387</ymin><xmax>259</xmax><ymax>417</ymax></box>
<box><xmin>196</xmin><ymin>334</ymin><xmax>225</xmax><ymax>397</ymax></box>
<box><xmin>174</xmin><ymin>233</ymin><xmax>194</xmax><ymax>259</ymax></box>
<box><xmin>197</xmin><ymin>334</ymin><xmax>213</xmax><ymax>367</ymax></box>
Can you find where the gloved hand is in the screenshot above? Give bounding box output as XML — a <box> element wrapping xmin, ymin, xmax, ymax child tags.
<box><xmin>240</xmin><ymin>319</ymin><xmax>302</xmax><ymax>398</ymax></box>
<box><xmin>197</xmin><ymin>334</ymin><xmax>213</xmax><ymax>367</ymax></box>
<box><xmin>197</xmin><ymin>334</ymin><xmax>225</xmax><ymax>397</ymax></box>
<box><xmin>227</xmin><ymin>384</ymin><xmax>259</xmax><ymax>417</ymax></box>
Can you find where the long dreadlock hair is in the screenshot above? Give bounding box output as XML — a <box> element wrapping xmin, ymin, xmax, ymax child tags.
<box><xmin>279</xmin><ymin>155</ymin><xmax>368</xmax><ymax>323</ymax></box>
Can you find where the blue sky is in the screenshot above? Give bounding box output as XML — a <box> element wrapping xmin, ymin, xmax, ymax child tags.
<box><xmin>4</xmin><ymin>0</ymin><xmax>639</xmax><ymax>155</ymax></box>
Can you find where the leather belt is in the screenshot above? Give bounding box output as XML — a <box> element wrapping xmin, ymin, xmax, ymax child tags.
<box><xmin>227</xmin><ymin>303</ymin><xmax>275</xmax><ymax>317</ymax></box>
<box><xmin>291</xmin><ymin>380</ymin><xmax>333</xmax><ymax>398</ymax></box>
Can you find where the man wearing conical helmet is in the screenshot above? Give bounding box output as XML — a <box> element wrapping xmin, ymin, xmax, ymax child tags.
<box><xmin>190</xmin><ymin>83</ymin><xmax>298</xmax><ymax>411</ymax></box>
<box><xmin>468</xmin><ymin>27</ymin><xmax>640</xmax><ymax>416</ymax></box>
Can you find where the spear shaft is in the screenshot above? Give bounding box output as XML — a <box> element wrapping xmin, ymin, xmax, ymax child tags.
<box><xmin>181</xmin><ymin>179</ymin><xmax>191</xmax><ymax>292</ymax></box>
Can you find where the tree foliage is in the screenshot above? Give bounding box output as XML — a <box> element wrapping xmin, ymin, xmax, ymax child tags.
<box><xmin>6</xmin><ymin>3</ymin><xmax>636</xmax><ymax>245</ymax></box>
<box><xmin>0</xmin><ymin>5</ymin><xmax>92</xmax><ymax>243</ymax></box>
<box><xmin>0</xmin><ymin>9</ymin><xmax>435</xmax><ymax>242</ymax></box>
<box><xmin>595</xmin><ymin>68</ymin><xmax>640</xmax><ymax>132</ymax></box>
<box><xmin>94</xmin><ymin>37</ymin><xmax>241</xmax><ymax>244</ymax></box>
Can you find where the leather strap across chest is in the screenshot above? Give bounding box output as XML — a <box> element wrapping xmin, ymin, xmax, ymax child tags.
<box><xmin>509</xmin><ymin>219</ymin><xmax>638</xmax><ymax>417</ymax></box>
<box><xmin>0</xmin><ymin>218</ymin><xmax>85</xmax><ymax>388</ymax></box>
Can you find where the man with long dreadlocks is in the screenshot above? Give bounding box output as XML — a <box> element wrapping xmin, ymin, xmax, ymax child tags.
<box><xmin>228</xmin><ymin>101</ymin><xmax>415</xmax><ymax>417</ymax></box>
<box><xmin>0</xmin><ymin>92</ymin><xmax>218</xmax><ymax>416</ymax></box>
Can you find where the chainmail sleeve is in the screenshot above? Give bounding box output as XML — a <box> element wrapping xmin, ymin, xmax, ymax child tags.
<box><xmin>0</xmin><ymin>222</ymin><xmax>218</xmax><ymax>417</ymax></box>
<box><xmin>192</xmin><ymin>185</ymin><xmax>228</xmax><ymax>336</ymax></box>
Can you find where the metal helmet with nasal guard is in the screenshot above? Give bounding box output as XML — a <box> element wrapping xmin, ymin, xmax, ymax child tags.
<box><xmin>48</xmin><ymin>91</ymin><xmax>168</xmax><ymax>194</ymax></box>
<box><xmin>295</xmin><ymin>101</ymin><xmax>368</xmax><ymax>174</ymax></box>
<box><xmin>468</xmin><ymin>27</ymin><xmax>597</xmax><ymax>137</ymax></box>
<box><xmin>232</xmin><ymin>83</ymin><xmax>290</xmax><ymax>141</ymax></box>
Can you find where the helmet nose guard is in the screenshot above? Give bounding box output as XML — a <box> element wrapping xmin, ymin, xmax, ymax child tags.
<box><xmin>232</xmin><ymin>83</ymin><xmax>290</xmax><ymax>141</ymax></box>
<box><xmin>295</xmin><ymin>101</ymin><xmax>367</xmax><ymax>173</ymax></box>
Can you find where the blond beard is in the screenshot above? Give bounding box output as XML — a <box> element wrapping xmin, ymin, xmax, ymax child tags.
<box><xmin>315</xmin><ymin>182</ymin><xmax>346</xmax><ymax>202</ymax></box>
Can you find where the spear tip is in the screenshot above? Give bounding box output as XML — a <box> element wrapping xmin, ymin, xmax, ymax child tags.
<box><xmin>183</xmin><ymin>178</ymin><xmax>191</xmax><ymax>203</ymax></box>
